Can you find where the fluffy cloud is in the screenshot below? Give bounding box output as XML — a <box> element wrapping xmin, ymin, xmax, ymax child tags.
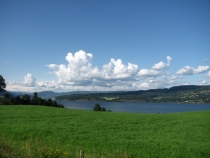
<box><xmin>47</xmin><ymin>51</ymin><xmax>98</xmax><ymax>83</ymax></box>
<box><xmin>102</xmin><ymin>59</ymin><xmax>139</xmax><ymax>79</ymax></box>
<box><xmin>137</xmin><ymin>69</ymin><xmax>160</xmax><ymax>77</ymax></box>
<box><xmin>6</xmin><ymin>50</ymin><xmax>210</xmax><ymax>92</ymax></box>
<box><xmin>198</xmin><ymin>80</ymin><xmax>208</xmax><ymax>85</ymax></box>
<box><xmin>176</xmin><ymin>66</ymin><xmax>210</xmax><ymax>75</ymax></box>
<box><xmin>207</xmin><ymin>71</ymin><xmax>210</xmax><ymax>77</ymax></box>
<box><xmin>152</xmin><ymin>56</ymin><xmax>172</xmax><ymax>70</ymax></box>
<box><xmin>23</xmin><ymin>73</ymin><xmax>36</xmax><ymax>86</ymax></box>
<box><xmin>194</xmin><ymin>66</ymin><xmax>210</xmax><ymax>74</ymax></box>
<box><xmin>47</xmin><ymin>50</ymin><xmax>139</xmax><ymax>86</ymax></box>
<box><xmin>170</xmin><ymin>74</ymin><xmax>182</xmax><ymax>80</ymax></box>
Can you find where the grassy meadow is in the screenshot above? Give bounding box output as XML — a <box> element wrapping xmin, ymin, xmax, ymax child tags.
<box><xmin>0</xmin><ymin>105</ymin><xmax>210</xmax><ymax>157</ymax></box>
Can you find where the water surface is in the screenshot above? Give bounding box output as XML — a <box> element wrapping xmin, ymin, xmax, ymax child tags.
<box><xmin>56</xmin><ymin>100</ymin><xmax>210</xmax><ymax>114</ymax></box>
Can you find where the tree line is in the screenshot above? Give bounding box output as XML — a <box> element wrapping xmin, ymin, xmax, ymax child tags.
<box><xmin>0</xmin><ymin>75</ymin><xmax>64</xmax><ymax>108</ymax></box>
<box><xmin>0</xmin><ymin>92</ymin><xmax>64</xmax><ymax>108</ymax></box>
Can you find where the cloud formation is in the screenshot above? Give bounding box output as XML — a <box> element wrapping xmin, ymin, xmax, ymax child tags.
<box><xmin>47</xmin><ymin>50</ymin><xmax>139</xmax><ymax>86</ymax></box>
<box><xmin>152</xmin><ymin>56</ymin><xmax>172</xmax><ymax>70</ymax></box>
<box><xmin>6</xmin><ymin>50</ymin><xmax>210</xmax><ymax>92</ymax></box>
<box><xmin>23</xmin><ymin>73</ymin><xmax>36</xmax><ymax>86</ymax></box>
<box><xmin>176</xmin><ymin>66</ymin><xmax>210</xmax><ymax>75</ymax></box>
<box><xmin>207</xmin><ymin>71</ymin><xmax>210</xmax><ymax>77</ymax></box>
<box><xmin>137</xmin><ymin>69</ymin><xmax>160</xmax><ymax>77</ymax></box>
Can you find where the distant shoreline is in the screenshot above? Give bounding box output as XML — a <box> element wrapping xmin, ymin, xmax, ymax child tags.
<box><xmin>56</xmin><ymin>99</ymin><xmax>210</xmax><ymax>104</ymax></box>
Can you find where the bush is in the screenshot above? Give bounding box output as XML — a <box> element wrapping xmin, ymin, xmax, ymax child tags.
<box><xmin>101</xmin><ymin>107</ymin><xmax>106</xmax><ymax>111</ymax></box>
<box><xmin>93</xmin><ymin>104</ymin><xmax>106</xmax><ymax>112</ymax></box>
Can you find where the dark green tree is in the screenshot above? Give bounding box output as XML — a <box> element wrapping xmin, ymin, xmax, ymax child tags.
<box><xmin>93</xmin><ymin>104</ymin><xmax>106</xmax><ymax>111</ymax></box>
<box><xmin>0</xmin><ymin>75</ymin><xmax>6</xmax><ymax>91</ymax></box>
<box><xmin>31</xmin><ymin>92</ymin><xmax>38</xmax><ymax>105</ymax></box>
<box><xmin>93</xmin><ymin>103</ymin><xmax>101</xmax><ymax>111</ymax></box>
<box><xmin>101</xmin><ymin>107</ymin><xmax>106</xmax><ymax>111</ymax></box>
<box><xmin>3</xmin><ymin>93</ymin><xmax>11</xmax><ymax>104</ymax></box>
<box><xmin>38</xmin><ymin>97</ymin><xmax>44</xmax><ymax>105</ymax></box>
<box><xmin>21</xmin><ymin>94</ymin><xmax>31</xmax><ymax>105</ymax></box>
<box><xmin>14</xmin><ymin>96</ymin><xmax>22</xmax><ymax>104</ymax></box>
<box><xmin>47</xmin><ymin>98</ymin><xmax>53</xmax><ymax>106</ymax></box>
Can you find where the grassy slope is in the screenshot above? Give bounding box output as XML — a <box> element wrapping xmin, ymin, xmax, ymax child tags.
<box><xmin>0</xmin><ymin>105</ymin><xmax>210</xmax><ymax>157</ymax></box>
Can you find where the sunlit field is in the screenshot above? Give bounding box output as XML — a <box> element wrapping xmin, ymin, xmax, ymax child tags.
<box><xmin>0</xmin><ymin>105</ymin><xmax>210</xmax><ymax>157</ymax></box>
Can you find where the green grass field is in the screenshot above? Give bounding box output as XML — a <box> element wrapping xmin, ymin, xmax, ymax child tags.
<box><xmin>0</xmin><ymin>105</ymin><xmax>210</xmax><ymax>157</ymax></box>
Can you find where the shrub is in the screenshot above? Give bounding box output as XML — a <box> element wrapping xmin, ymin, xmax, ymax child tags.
<box><xmin>93</xmin><ymin>104</ymin><xmax>106</xmax><ymax>112</ymax></box>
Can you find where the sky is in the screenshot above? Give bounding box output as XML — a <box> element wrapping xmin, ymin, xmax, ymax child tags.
<box><xmin>0</xmin><ymin>0</ymin><xmax>210</xmax><ymax>92</ymax></box>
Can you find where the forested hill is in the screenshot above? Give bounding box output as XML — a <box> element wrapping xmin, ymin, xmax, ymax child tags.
<box><xmin>55</xmin><ymin>85</ymin><xmax>210</xmax><ymax>104</ymax></box>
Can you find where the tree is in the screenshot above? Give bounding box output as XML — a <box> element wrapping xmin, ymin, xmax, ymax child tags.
<box><xmin>101</xmin><ymin>107</ymin><xmax>106</xmax><ymax>111</ymax></box>
<box><xmin>3</xmin><ymin>93</ymin><xmax>11</xmax><ymax>104</ymax></box>
<box><xmin>47</xmin><ymin>98</ymin><xmax>53</xmax><ymax>106</ymax></box>
<box><xmin>93</xmin><ymin>103</ymin><xmax>106</xmax><ymax>112</ymax></box>
<box><xmin>31</xmin><ymin>92</ymin><xmax>38</xmax><ymax>105</ymax></box>
<box><xmin>93</xmin><ymin>103</ymin><xmax>101</xmax><ymax>111</ymax></box>
<box><xmin>0</xmin><ymin>75</ymin><xmax>6</xmax><ymax>91</ymax></box>
<box><xmin>14</xmin><ymin>96</ymin><xmax>22</xmax><ymax>104</ymax></box>
<box><xmin>21</xmin><ymin>94</ymin><xmax>31</xmax><ymax>105</ymax></box>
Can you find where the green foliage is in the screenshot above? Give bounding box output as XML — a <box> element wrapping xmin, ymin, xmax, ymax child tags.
<box><xmin>31</xmin><ymin>92</ymin><xmax>38</xmax><ymax>105</ymax></box>
<box><xmin>0</xmin><ymin>75</ymin><xmax>6</xmax><ymax>91</ymax></box>
<box><xmin>14</xmin><ymin>96</ymin><xmax>22</xmax><ymax>104</ymax></box>
<box><xmin>21</xmin><ymin>94</ymin><xmax>31</xmax><ymax>105</ymax></box>
<box><xmin>3</xmin><ymin>93</ymin><xmax>12</xmax><ymax>105</ymax></box>
<box><xmin>93</xmin><ymin>103</ymin><xmax>106</xmax><ymax>111</ymax></box>
<box><xmin>93</xmin><ymin>103</ymin><xmax>101</xmax><ymax>111</ymax></box>
<box><xmin>1</xmin><ymin>106</ymin><xmax>209</xmax><ymax>157</ymax></box>
<box><xmin>0</xmin><ymin>74</ymin><xmax>63</xmax><ymax>108</ymax></box>
<box><xmin>0</xmin><ymin>92</ymin><xmax>64</xmax><ymax>108</ymax></box>
<box><xmin>101</xmin><ymin>107</ymin><xmax>106</xmax><ymax>111</ymax></box>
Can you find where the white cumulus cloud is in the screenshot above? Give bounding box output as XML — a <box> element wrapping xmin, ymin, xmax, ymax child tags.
<box><xmin>47</xmin><ymin>50</ymin><xmax>139</xmax><ymax>86</ymax></box>
<box><xmin>194</xmin><ymin>66</ymin><xmax>210</xmax><ymax>74</ymax></box>
<box><xmin>152</xmin><ymin>56</ymin><xmax>172</xmax><ymax>70</ymax></box>
<box><xmin>176</xmin><ymin>66</ymin><xmax>210</xmax><ymax>75</ymax></box>
<box><xmin>23</xmin><ymin>73</ymin><xmax>36</xmax><ymax>87</ymax></box>
<box><xmin>7</xmin><ymin>50</ymin><xmax>209</xmax><ymax>92</ymax></box>
<box><xmin>198</xmin><ymin>80</ymin><xmax>208</xmax><ymax>85</ymax></box>
<box><xmin>102</xmin><ymin>58</ymin><xmax>139</xmax><ymax>79</ymax></box>
<box><xmin>207</xmin><ymin>71</ymin><xmax>210</xmax><ymax>77</ymax></box>
<box><xmin>137</xmin><ymin>69</ymin><xmax>160</xmax><ymax>77</ymax></box>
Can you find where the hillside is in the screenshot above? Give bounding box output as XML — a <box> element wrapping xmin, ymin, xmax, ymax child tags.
<box><xmin>55</xmin><ymin>85</ymin><xmax>210</xmax><ymax>104</ymax></box>
<box><xmin>0</xmin><ymin>106</ymin><xmax>210</xmax><ymax>157</ymax></box>
<box><xmin>0</xmin><ymin>90</ymin><xmax>102</xmax><ymax>99</ymax></box>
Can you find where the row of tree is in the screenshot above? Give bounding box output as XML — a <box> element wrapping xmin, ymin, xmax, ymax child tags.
<box><xmin>0</xmin><ymin>75</ymin><xmax>64</xmax><ymax>108</ymax></box>
<box><xmin>0</xmin><ymin>92</ymin><xmax>64</xmax><ymax>108</ymax></box>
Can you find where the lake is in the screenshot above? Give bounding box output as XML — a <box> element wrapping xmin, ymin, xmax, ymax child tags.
<box><xmin>56</xmin><ymin>100</ymin><xmax>210</xmax><ymax>114</ymax></box>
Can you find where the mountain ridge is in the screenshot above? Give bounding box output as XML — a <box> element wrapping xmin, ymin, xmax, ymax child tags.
<box><xmin>55</xmin><ymin>85</ymin><xmax>210</xmax><ymax>104</ymax></box>
<box><xmin>1</xmin><ymin>85</ymin><xmax>210</xmax><ymax>103</ymax></box>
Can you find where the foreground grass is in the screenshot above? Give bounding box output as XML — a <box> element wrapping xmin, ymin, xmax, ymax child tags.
<box><xmin>0</xmin><ymin>105</ymin><xmax>210</xmax><ymax>157</ymax></box>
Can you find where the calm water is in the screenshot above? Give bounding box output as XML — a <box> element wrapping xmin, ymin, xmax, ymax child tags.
<box><xmin>56</xmin><ymin>100</ymin><xmax>210</xmax><ymax>114</ymax></box>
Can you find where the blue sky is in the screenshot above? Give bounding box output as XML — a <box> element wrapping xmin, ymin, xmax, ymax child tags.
<box><xmin>0</xmin><ymin>0</ymin><xmax>210</xmax><ymax>92</ymax></box>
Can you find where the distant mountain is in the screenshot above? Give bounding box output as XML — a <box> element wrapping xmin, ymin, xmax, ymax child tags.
<box><xmin>1</xmin><ymin>85</ymin><xmax>210</xmax><ymax>104</ymax></box>
<box><xmin>55</xmin><ymin>85</ymin><xmax>210</xmax><ymax>104</ymax></box>
<box><xmin>37</xmin><ymin>91</ymin><xmax>105</xmax><ymax>99</ymax></box>
<box><xmin>0</xmin><ymin>90</ymin><xmax>108</xmax><ymax>99</ymax></box>
<box><xmin>0</xmin><ymin>90</ymin><xmax>7</xmax><ymax>96</ymax></box>
<box><xmin>0</xmin><ymin>90</ymin><xmax>16</xmax><ymax>97</ymax></box>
